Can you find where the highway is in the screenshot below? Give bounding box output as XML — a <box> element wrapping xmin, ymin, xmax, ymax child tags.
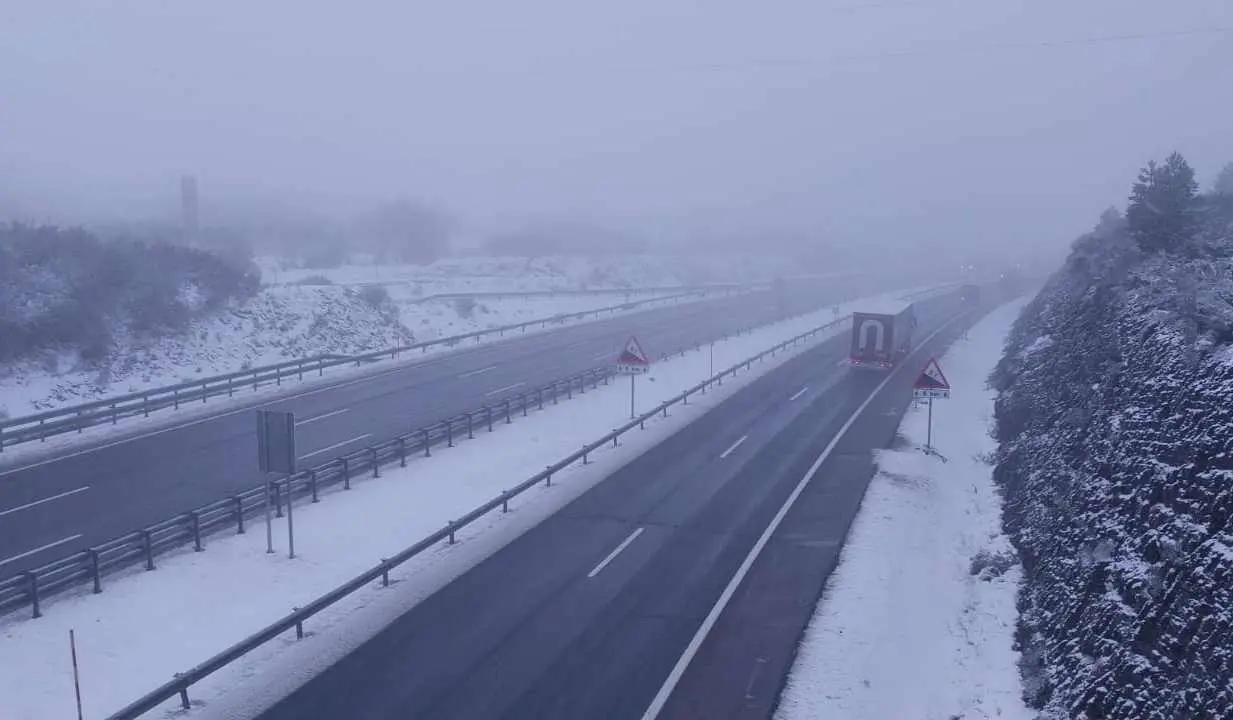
<box><xmin>253</xmin><ymin>291</ymin><xmax>976</xmax><ymax>720</ymax></box>
<box><xmin>0</xmin><ymin>280</ymin><xmax>864</xmax><ymax>579</ymax></box>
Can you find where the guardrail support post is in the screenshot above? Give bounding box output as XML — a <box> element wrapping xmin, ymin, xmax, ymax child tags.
<box><xmin>310</xmin><ymin>471</ymin><xmax>319</xmax><ymax>503</ymax></box>
<box><xmin>371</xmin><ymin>448</ymin><xmax>381</xmax><ymax>477</ymax></box>
<box><xmin>298</xmin><ymin>362</ymin><xmax>304</xmax><ymax>381</ymax></box>
<box><xmin>175</xmin><ymin>675</ymin><xmax>190</xmax><ymax>710</ymax></box>
<box><xmin>276</xmin><ymin>366</ymin><xmax>282</xmax><ymax>386</ymax></box>
<box><xmin>142</xmin><ymin>530</ymin><xmax>155</xmax><ymax>571</ymax></box>
<box><xmin>398</xmin><ymin>437</ymin><xmax>407</xmax><ymax>466</ymax></box>
<box><xmin>111</xmin><ymin>403</ymin><xmax>118</xmax><ymax>424</ymax></box>
<box><xmin>545</xmin><ymin>466</ymin><xmax>552</xmax><ymax>487</ymax></box>
<box><xmin>583</xmin><ymin>447</ymin><xmax>589</xmax><ymax>464</ymax></box>
<box><xmin>202</xmin><ymin>381</ymin><xmax>208</xmax><ymax>402</ymax></box>
<box><xmin>505</xmin><ymin>399</ymin><xmax>511</xmax><ymax>424</ymax></box>
<box><xmin>294</xmin><ymin>610</ymin><xmax>304</xmax><ymax>639</ymax></box>
<box><xmin>486</xmin><ymin>407</ymin><xmax>493</xmax><ymax>432</ymax></box>
<box><xmin>273</xmin><ymin>482</ymin><xmax>284</xmax><ymax>518</ymax></box>
<box><xmin>233</xmin><ymin>496</ymin><xmax>246</xmax><ymax>532</ymax></box>
<box><xmin>341</xmin><ymin>458</ymin><xmax>351</xmax><ymax>490</ymax></box>
<box><xmin>538</xmin><ymin>388</ymin><xmax>544</xmax><ymax>409</ymax></box>
<box><xmin>567</xmin><ymin>381</ymin><xmax>573</xmax><ymax>400</ymax></box>
<box><xmin>89</xmin><ymin>549</ymin><xmax>102</xmax><ymax>593</ymax></box>
<box><xmin>26</xmin><ymin>572</ymin><xmax>41</xmax><ymax>618</ymax></box>
<box><xmin>448</xmin><ymin>521</ymin><xmax>457</xmax><ymax>545</ymax></box>
<box><xmin>190</xmin><ymin>512</ymin><xmax>203</xmax><ymax>551</ymax></box>
<box><xmin>521</xmin><ymin>394</ymin><xmax>528</xmax><ymax>417</ymax></box>
<box><xmin>227</xmin><ymin>377</ymin><xmax>234</xmax><ymax>397</ymax></box>
<box><xmin>447</xmin><ymin>421</ymin><xmax>454</xmax><ymax>448</ymax></box>
<box><xmin>319</xmin><ymin>358</ymin><xmax>326</xmax><ymax>375</ymax></box>
<box><xmin>173</xmin><ymin>390</ymin><xmax>180</xmax><ymax>410</ymax></box>
<box><xmin>662</xmin><ymin>405</ymin><xmax>669</xmax><ymax>418</ymax></box>
<box><xmin>143</xmin><ymin>395</ymin><xmax>151</xmax><ymax>417</ymax></box>
<box><xmin>422</xmin><ymin>430</ymin><xmax>430</xmax><ymax>458</ymax></box>
<box><xmin>502</xmin><ymin>491</ymin><xmax>510</xmax><ymax>513</ymax></box>
<box><xmin>467</xmin><ymin>413</ymin><xmax>474</xmax><ymax>439</ymax></box>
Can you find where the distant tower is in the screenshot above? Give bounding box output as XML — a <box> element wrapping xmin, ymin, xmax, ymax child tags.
<box><xmin>180</xmin><ymin>174</ymin><xmax>199</xmax><ymax>238</ymax></box>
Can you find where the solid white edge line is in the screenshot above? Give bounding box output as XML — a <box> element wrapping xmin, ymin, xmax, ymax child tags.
<box><xmin>587</xmin><ymin>527</ymin><xmax>646</xmax><ymax>579</ymax></box>
<box><xmin>298</xmin><ymin>433</ymin><xmax>372</xmax><ymax>461</ymax></box>
<box><xmin>0</xmin><ymin>534</ymin><xmax>84</xmax><ymax>567</ymax></box>
<box><xmin>0</xmin><ymin>486</ymin><xmax>91</xmax><ymax>518</ymax></box>
<box><xmin>639</xmin><ymin>312</ymin><xmax>968</xmax><ymax>720</ymax></box>
<box><xmin>789</xmin><ymin>386</ymin><xmax>809</xmax><ymax>402</ymax></box>
<box><xmin>484</xmin><ymin>382</ymin><xmax>525</xmax><ymax>397</ymax></box>
<box><xmin>719</xmin><ymin>435</ymin><xmax>748</xmax><ymax>460</ymax></box>
<box><xmin>297</xmin><ymin>408</ymin><xmax>350</xmax><ymax>425</ymax></box>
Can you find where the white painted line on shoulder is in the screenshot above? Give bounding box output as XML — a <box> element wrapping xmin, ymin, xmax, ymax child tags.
<box><xmin>587</xmin><ymin>527</ymin><xmax>645</xmax><ymax>579</ymax></box>
<box><xmin>639</xmin><ymin>312</ymin><xmax>968</xmax><ymax>720</ymax></box>
<box><xmin>0</xmin><ymin>534</ymin><xmax>84</xmax><ymax>567</ymax></box>
<box><xmin>789</xmin><ymin>386</ymin><xmax>809</xmax><ymax>402</ymax></box>
<box><xmin>297</xmin><ymin>408</ymin><xmax>350</xmax><ymax>426</ymax></box>
<box><xmin>719</xmin><ymin>435</ymin><xmax>748</xmax><ymax>460</ymax></box>
<box><xmin>459</xmin><ymin>365</ymin><xmax>498</xmax><ymax>379</ymax></box>
<box><xmin>298</xmin><ymin>433</ymin><xmax>372</xmax><ymax>461</ymax></box>
<box><xmin>485</xmin><ymin>382</ymin><xmax>525</xmax><ymax>397</ymax></box>
<box><xmin>0</xmin><ymin>486</ymin><xmax>90</xmax><ymax>518</ymax></box>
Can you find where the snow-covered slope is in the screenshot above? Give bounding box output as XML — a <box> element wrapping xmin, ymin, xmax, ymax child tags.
<box><xmin>990</xmin><ymin>206</ymin><xmax>1233</xmax><ymax>717</ymax></box>
<box><xmin>263</xmin><ymin>253</ymin><xmax>797</xmax><ymax>291</ymax></box>
<box><xmin>0</xmin><ymin>285</ymin><xmax>412</xmax><ymax>415</ymax></box>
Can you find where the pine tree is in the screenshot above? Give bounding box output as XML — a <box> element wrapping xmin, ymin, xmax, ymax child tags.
<box><xmin>1126</xmin><ymin>152</ymin><xmax>1199</xmax><ymax>253</ymax></box>
<box><xmin>1214</xmin><ymin>162</ymin><xmax>1233</xmax><ymax>196</ymax></box>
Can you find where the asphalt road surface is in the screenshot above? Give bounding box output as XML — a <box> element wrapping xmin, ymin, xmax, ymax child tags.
<box><xmin>0</xmin><ymin>279</ymin><xmax>867</xmax><ymax>578</ymax></box>
<box><xmin>254</xmin><ymin>291</ymin><xmax>974</xmax><ymax>720</ymax></box>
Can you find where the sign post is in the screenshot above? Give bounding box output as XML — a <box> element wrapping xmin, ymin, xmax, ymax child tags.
<box><xmin>257</xmin><ymin>410</ymin><xmax>296</xmax><ymax>557</ymax></box>
<box><xmin>615</xmin><ymin>335</ymin><xmax>651</xmax><ymax>419</ymax></box>
<box><xmin>70</xmin><ymin>629</ymin><xmax>84</xmax><ymax>720</ymax></box>
<box><xmin>911</xmin><ymin>357</ymin><xmax>951</xmax><ymax>451</ymax></box>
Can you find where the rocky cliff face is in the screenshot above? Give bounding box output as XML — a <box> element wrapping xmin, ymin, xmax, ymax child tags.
<box><xmin>990</xmin><ymin>205</ymin><xmax>1233</xmax><ymax>719</ymax></box>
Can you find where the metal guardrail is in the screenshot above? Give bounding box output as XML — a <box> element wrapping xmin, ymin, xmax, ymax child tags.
<box><xmin>0</xmin><ymin>285</ymin><xmax>834</xmax><ymax>622</ymax></box>
<box><xmin>102</xmin><ymin>306</ymin><xmax>864</xmax><ymax>720</ymax></box>
<box><xmin>0</xmin><ymin>286</ymin><xmax>754</xmax><ymax>452</ymax></box>
<box><xmin>0</xmin><ymin>367</ymin><xmax>613</xmax><ymax>620</ymax></box>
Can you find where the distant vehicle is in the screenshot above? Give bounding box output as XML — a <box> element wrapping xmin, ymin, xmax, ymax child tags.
<box><xmin>960</xmin><ymin>284</ymin><xmax>981</xmax><ymax>305</ymax></box>
<box><xmin>849</xmin><ymin>298</ymin><xmax>917</xmax><ymax>369</ymax></box>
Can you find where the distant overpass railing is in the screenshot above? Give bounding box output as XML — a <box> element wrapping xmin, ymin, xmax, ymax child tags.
<box><xmin>0</xmin><ymin>285</ymin><xmax>760</xmax><ymax>453</ymax></box>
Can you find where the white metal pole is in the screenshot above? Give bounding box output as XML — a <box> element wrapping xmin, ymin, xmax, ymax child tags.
<box><xmin>264</xmin><ymin>475</ymin><xmax>274</xmax><ymax>554</ymax></box>
<box><xmin>630</xmin><ymin>374</ymin><xmax>636</xmax><ymax>419</ymax></box>
<box><xmin>286</xmin><ymin>478</ymin><xmax>296</xmax><ymax>559</ymax></box>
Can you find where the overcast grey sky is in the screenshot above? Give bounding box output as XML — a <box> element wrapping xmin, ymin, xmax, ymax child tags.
<box><xmin>2</xmin><ymin>1</ymin><xmax>1231</xmax><ymax>261</ymax></box>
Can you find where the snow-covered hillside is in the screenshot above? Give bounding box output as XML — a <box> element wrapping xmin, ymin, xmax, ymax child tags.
<box><xmin>990</xmin><ymin>201</ymin><xmax>1233</xmax><ymax>717</ymax></box>
<box><xmin>261</xmin><ymin>253</ymin><xmax>797</xmax><ymax>291</ymax></box>
<box><xmin>0</xmin><ymin>252</ymin><xmax>714</xmax><ymax>417</ymax></box>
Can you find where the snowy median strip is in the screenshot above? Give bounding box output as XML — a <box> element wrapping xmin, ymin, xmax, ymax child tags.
<box><xmin>774</xmin><ymin>298</ymin><xmax>1033</xmax><ymax>720</ymax></box>
<box><xmin>0</xmin><ymin>287</ymin><xmax>929</xmax><ymax>720</ymax></box>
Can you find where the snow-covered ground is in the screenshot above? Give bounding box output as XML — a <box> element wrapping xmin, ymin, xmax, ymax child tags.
<box><xmin>261</xmin><ymin>253</ymin><xmax>801</xmax><ymax>291</ymax></box>
<box><xmin>0</xmin><ymin>288</ymin><xmax>919</xmax><ymax>720</ymax></box>
<box><xmin>0</xmin><ymin>285</ymin><xmax>679</xmax><ymax>419</ymax></box>
<box><xmin>775</xmin><ymin>298</ymin><xmax>1032</xmax><ymax>720</ymax></box>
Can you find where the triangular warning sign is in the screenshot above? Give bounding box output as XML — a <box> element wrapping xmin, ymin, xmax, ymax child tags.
<box><xmin>914</xmin><ymin>357</ymin><xmax>950</xmax><ymax>390</ymax></box>
<box><xmin>616</xmin><ymin>335</ymin><xmax>649</xmax><ymax>366</ymax></box>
